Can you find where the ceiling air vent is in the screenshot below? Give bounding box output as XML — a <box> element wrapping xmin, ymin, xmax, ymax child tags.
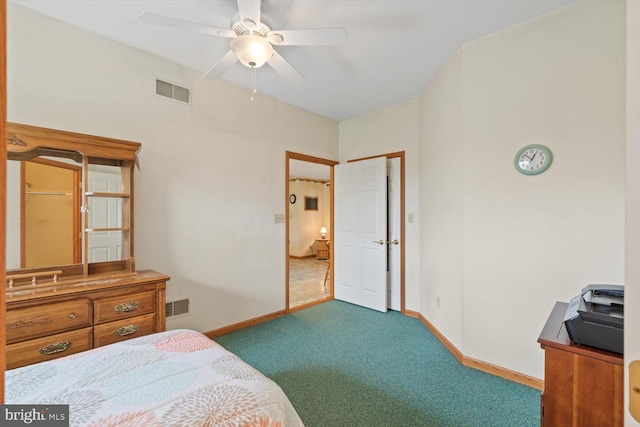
<box><xmin>155</xmin><ymin>79</ymin><xmax>191</xmax><ymax>104</ymax></box>
<box><xmin>166</xmin><ymin>298</ymin><xmax>190</xmax><ymax>319</ymax></box>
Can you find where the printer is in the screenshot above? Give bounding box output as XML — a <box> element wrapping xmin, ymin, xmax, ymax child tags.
<box><xmin>563</xmin><ymin>284</ymin><xmax>623</xmax><ymax>354</ymax></box>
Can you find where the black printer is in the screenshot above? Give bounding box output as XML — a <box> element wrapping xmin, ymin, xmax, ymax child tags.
<box><xmin>563</xmin><ymin>284</ymin><xmax>623</xmax><ymax>354</ymax></box>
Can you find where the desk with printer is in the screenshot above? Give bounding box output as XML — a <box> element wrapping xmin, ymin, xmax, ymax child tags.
<box><xmin>538</xmin><ymin>285</ymin><xmax>624</xmax><ymax>427</ymax></box>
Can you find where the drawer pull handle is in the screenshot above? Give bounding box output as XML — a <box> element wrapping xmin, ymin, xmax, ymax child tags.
<box><xmin>115</xmin><ymin>325</ymin><xmax>140</xmax><ymax>336</ymax></box>
<box><xmin>40</xmin><ymin>341</ymin><xmax>71</xmax><ymax>355</ymax></box>
<box><xmin>68</xmin><ymin>313</ymin><xmax>76</xmax><ymax>319</ymax></box>
<box><xmin>114</xmin><ymin>302</ymin><xmax>140</xmax><ymax>313</ymax></box>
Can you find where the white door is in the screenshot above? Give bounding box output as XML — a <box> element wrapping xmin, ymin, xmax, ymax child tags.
<box><xmin>87</xmin><ymin>171</ymin><xmax>122</xmax><ymax>262</ymax></box>
<box><xmin>334</xmin><ymin>157</ymin><xmax>388</xmax><ymax>312</ymax></box>
<box><xmin>387</xmin><ymin>158</ymin><xmax>401</xmax><ymax>311</ymax></box>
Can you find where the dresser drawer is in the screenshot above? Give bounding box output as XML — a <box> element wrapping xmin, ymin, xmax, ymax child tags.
<box><xmin>93</xmin><ymin>313</ymin><xmax>156</xmax><ymax>347</ymax></box>
<box><xmin>6</xmin><ymin>327</ymin><xmax>93</xmax><ymax>369</ymax></box>
<box><xmin>94</xmin><ymin>291</ymin><xmax>156</xmax><ymax>324</ymax></box>
<box><xmin>6</xmin><ymin>299</ymin><xmax>92</xmax><ymax>344</ymax></box>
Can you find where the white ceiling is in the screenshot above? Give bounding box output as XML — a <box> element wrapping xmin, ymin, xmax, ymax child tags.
<box><xmin>11</xmin><ymin>0</ymin><xmax>573</xmax><ymax>122</ymax></box>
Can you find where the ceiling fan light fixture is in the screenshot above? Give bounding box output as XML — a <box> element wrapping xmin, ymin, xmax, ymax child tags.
<box><xmin>230</xmin><ymin>34</ymin><xmax>274</xmax><ymax>68</ymax></box>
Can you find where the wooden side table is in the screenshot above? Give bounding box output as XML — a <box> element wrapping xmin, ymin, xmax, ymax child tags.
<box><xmin>316</xmin><ymin>239</ymin><xmax>330</xmax><ymax>260</ymax></box>
<box><xmin>538</xmin><ymin>301</ymin><xmax>623</xmax><ymax>427</ymax></box>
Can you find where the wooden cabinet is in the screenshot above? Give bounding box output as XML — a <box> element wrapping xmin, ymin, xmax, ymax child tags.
<box><xmin>4</xmin><ymin>124</ymin><xmax>170</xmax><ymax>370</ymax></box>
<box><xmin>316</xmin><ymin>239</ymin><xmax>330</xmax><ymax>260</ymax></box>
<box><xmin>2</xmin><ymin>123</ymin><xmax>172</xmax><ymax>396</ymax></box>
<box><xmin>3</xmin><ymin>125</ymin><xmax>170</xmax><ymax>371</ymax></box>
<box><xmin>538</xmin><ymin>302</ymin><xmax>623</xmax><ymax>427</ymax></box>
<box><xmin>6</xmin><ymin>270</ymin><xmax>168</xmax><ymax>369</ymax></box>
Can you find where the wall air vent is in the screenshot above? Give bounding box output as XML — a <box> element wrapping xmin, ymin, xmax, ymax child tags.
<box><xmin>155</xmin><ymin>79</ymin><xmax>191</xmax><ymax>104</ymax></box>
<box><xmin>166</xmin><ymin>298</ymin><xmax>190</xmax><ymax>319</ymax></box>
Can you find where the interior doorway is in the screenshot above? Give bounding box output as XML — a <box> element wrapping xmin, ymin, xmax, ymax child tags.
<box><xmin>285</xmin><ymin>152</ymin><xmax>338</xmax><ymax>312</ymax></box>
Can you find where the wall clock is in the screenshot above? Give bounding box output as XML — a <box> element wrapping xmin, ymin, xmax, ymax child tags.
<box><xmin>289</xmin><ymin>194</ymin><xmax>296</xmax><ymax>204</ymax></box>
<box><xmin>514</xmin><ymin>144</ymin><xmax>553</xmax><ymax>175</ymax></box>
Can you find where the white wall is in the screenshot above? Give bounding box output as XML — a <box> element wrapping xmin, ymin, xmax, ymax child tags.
<box><xmin>339</xmin><ymin>100</ymin><xmax>420</xmax><ymax>311</ymax></box>
<box><xmin>419</xmin><ymin>0</ymin><xmax>625</xmax><ymax>379</ymax></box>
<box><xmin>418</xmin><ymin>51</ymin><xmax>465</xmax><ymax>349</ymax></box>
<box><xmin>626</xmin><ymin>0</ymin><xmax>640</xmax><ymax>424</ymax></box>
<box><xmin>7</xmin><ymin>4</ymin><xmax>338</xmax><ymax>332</ymax></box>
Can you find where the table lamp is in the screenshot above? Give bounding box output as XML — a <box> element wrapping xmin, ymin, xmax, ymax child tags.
<box><xmin>320</xmin><ymin>227</ymin><xmax>328</xmax><ymax>239</ymax></box>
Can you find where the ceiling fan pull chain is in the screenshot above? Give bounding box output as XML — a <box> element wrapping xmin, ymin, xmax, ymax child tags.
<box><xmin>250</xmin><ymin>64</ymin><xmax>257</xmax><ymax>102</ymax></box>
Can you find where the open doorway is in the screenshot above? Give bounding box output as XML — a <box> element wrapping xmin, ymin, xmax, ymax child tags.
<box><xmin>286</xmin><ymin>152</ymin><xmax>338</xmax><ymax>312</ymax></box>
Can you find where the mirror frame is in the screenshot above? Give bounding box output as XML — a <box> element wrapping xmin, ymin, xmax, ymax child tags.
<box><xmin>6</xmin><ymin>123</ymin><xmax>141</xmax><ymax>283</ymax></box>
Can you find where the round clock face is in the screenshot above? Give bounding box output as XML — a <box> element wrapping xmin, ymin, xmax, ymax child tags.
<box><xmin>289</xmin><ymin>194</ymin><xmax>296</xmax><ymax>204</ymax></box>
<box><xmin>514</xmin><ymin>145</ymin><xmax>553</xmax><ymax>175</ymax></box>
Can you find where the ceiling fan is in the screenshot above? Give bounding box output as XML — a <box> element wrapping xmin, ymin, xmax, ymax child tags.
<box><xmin>140</xmin><ymin>0</ymin><xmax>347</xmax><ymax>89</ymax></box>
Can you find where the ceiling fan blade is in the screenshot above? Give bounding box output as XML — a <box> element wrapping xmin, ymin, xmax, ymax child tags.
<box><xmin>140</xmin><ymin>12</ymin><xmax>236</xmax><ymax>38</ymax></box>
<box><xmin>203</xmin><ymin>50</ymin><xmax>238</xmax><ymax>79</ymax></box>
<box><xmin>237</xmin><ymin>0</ymin><xmax>261</xmax><ymax>28</ymax></box>
<box><xmin>267</xmin><ymin>51</ymin><xmax>304</xmax><ymax>85</ymax></box>
<box><xmin>267</xmin><ymin>28</ymin><xmax>347</xmax><ymax>46</ymax></box>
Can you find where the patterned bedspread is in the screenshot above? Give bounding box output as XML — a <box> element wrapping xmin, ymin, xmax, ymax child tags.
<box><xmin>5</xmin><ymin>329</ymin><xmax>304</xmax><ymax>427</ymax></box>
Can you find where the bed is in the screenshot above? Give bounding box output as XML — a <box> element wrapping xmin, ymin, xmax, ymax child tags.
<box><xmin>5</xmin><ymin>329</ymin><xmax>304</xmax><ymax>427</ymax></box>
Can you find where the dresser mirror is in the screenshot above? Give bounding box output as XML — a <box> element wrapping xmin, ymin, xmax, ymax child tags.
<box><xmin>5</xmin><ymin>123</ymin><xmax>139</xmax><ymax>285</ymax></box>
<box><xmin>6</xmin><ymin>155</ymin><xmax>82</xmax><ymax>269</ymax></box>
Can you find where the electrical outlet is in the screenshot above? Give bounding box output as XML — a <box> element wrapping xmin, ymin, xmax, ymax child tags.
<box><xmin>274</xmin><ymin>214</ymin><xmax>285</xmax><ymax>223</ymax></box>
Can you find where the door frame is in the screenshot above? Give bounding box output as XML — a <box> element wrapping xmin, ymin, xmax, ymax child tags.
<box><xmin>285</xmin><ymin>151</ymin><xmax>338</xmax><ymax>314</ymax></box>
<box><xmin>347</xmin><ymin>151</ymin><xmax>406</xmax><ymax>314</ymax></box>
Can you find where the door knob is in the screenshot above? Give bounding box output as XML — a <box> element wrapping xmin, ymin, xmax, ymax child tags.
<box><xmin>386</xmin><ymin>239</ymin><xmax>399</xmax><ymax>245</ymax></box>
<box><xmin>372</xmin><ymin>240</ymin><xmax>385</xmax><ymax>245</ymax></box>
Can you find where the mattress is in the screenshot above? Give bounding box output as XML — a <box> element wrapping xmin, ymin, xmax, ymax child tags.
<box><xmin>5</xmin><ymin>329</ymin><xmax>304</xmax><ymax>426</ymax></box>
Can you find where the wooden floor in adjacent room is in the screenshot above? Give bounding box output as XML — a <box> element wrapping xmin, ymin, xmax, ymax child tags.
<box><xmin>289</xmin><ymin>257</ymin><xmax>330</xmax><ymax>308</ymax></box>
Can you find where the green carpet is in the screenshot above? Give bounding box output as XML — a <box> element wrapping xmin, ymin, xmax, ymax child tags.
<box><xmin>215</xmin><ymin>300</ymin><xmax>540</xmax><ymax>427</ymax></box>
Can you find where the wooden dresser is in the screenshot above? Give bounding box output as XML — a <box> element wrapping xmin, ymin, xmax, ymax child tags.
<box><xmin>6</xmin><ymin>270</ymin><xmax>168</xmax><ymax>369</ymax></box>
<box><xmin>316</xmin><ymin>239</ymin><xmax>330</xmax><ymax>260</ymax></box>
<box><xmin>538</xmin><ymin>301</ymin><xmax>623</xmax><ymax>427</ymax></box>
<box><xmin>5</xmin><ymin>124</ymin><xmax>169</xmax><ymax>371</ymax></box>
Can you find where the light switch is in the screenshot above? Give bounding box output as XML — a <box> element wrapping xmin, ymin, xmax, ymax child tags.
<box><xmin>408</xmin><ymin>213</ymin><xmax>414</xmax><ymax>223</ymax></box>
<box><xmin>274</xmin><ymin>214</ymin><xmax>285</xmax><ymax>224</ymax></box>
